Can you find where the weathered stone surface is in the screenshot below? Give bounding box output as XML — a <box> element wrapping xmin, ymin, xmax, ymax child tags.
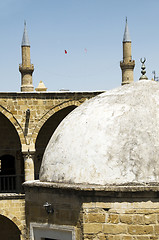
<box><xmin>24</xmin><ymin>181</ymin><xmax>159</xmax><ymax>239</ymax></box>
<box><xmin>40</xmin><ymin>81</ymin><xmax>159</xmax><ymax>185</ymax></box>
<box><xmin>128</xmin><ymin>225</ymin><xmax>153</xmax><ymax>235</ymax></box>
<box><xmin>144</xmin><ymin>214</ymin><xmax>157</xmax><ymax>224</ymax></box>
<box><xmin>84</xmin><ymin>213</ymin><xmax>105</xmax><ymax>223</ymax></box>
<box><xmin>103</xmin><ymin>224</ymin><xmax>127</xmax><ymax>234</ymax></box>
<box><xmin>132</xmin><ymin>215</ymin><xmax>144</xmax><ymax>224</ymax></box>
<box><xmin>83</xmin><ymin>223</ymin><xmax>103</xmax><ymax>234</ymax></box>
<box><xmin>120</xmin><ymin>215</ymin><xmax>133</xmax><ymax>224</ymax></box>
<box><xmin>108</xmin><ymin>214</ymin><xmax>119</xmax><ymax>224</ymax></box>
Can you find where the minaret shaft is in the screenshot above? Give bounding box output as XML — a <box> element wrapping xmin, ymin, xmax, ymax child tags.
<box><xmin>22</xmin><ymin>46</ymin><xmax>31</xmax><ymax>66</ymax></box>
<box><xmin>123</xmin><ymin>42</ymin><xmax>132</xmax><ymax>62</ymax></box>
<box><xmin>19</xmin><ymin>23</ymin><xmax>34</xmax><ymax>92</ymax></box>
<box><xmin>120</xmin><ymin>19</ymin><xmax>135</xmax><ymax>85</ymax></box>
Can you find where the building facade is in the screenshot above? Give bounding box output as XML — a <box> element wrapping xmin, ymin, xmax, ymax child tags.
<box><xmin>0</xmin><ymin>19</ymin><xmax>137</xmax><ymax>240</ymax></box>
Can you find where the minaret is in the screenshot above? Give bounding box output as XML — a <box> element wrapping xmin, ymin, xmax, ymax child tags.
<box><xmin>120</xmin><ymin>18</ymin><xmax>135</xmax><ymax>85</ymax></box>
<box><xmin>19</xmin><ymin>21</ymin><xmax>34</xmax><ymax>92</ymax></box>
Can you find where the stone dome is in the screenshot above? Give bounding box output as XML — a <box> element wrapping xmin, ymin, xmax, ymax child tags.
<box><xmin>40</xmin><ymin>80</ymin><xmax>159</xmax><ymax>185</ymax></box>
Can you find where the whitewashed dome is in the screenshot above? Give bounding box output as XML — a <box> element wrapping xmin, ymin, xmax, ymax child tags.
<box><xmin>40</xmin><ymin>80</ymin><xmax>159</xmax><ymax>185</ymax></box>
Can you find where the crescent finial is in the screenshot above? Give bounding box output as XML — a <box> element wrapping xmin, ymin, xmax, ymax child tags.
<box><xmin>140</xmin><ymin>57</ymin><xmax>146</xmax><ymax>64</ymax></box>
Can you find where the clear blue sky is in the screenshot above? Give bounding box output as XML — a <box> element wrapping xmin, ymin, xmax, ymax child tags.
<box><xmin>0</xmin><ymin>0</ymin><xmax>159</xmax><ymax>92</ymax></box>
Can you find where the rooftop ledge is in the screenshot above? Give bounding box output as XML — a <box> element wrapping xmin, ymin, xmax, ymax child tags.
<box><xmin>0</xmin><ymin>193</ymin><xmax>25</xmax><ymax>200</ymax></box>
<box><xmin>0</xmin><ymin>90</ymin><xmax>104</xmax><ymax>94</ymax></box>
<box><xmin>23</xmin><ymin>180</ymin><xmax>159</xmax><ymax>193</ymax></box>
<box><xmin>0</xmin><ymin>91</ymin><xmax>105</xmax><ymax>98</ymax></box>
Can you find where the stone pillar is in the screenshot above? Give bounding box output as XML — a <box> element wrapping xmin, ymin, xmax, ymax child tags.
<box><xmin>23</xmin><ymin>151</ymin><xmax>35</xmax><ymax>181</ymax></box>
<box><xmin>16</xmin><ymin>150</ymin><xmax>23</xmax><ymax>192</ymax></box>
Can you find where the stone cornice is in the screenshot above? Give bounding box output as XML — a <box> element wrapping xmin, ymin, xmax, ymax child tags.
<box><xmin>23</xmin><ymin>180</ymin><xmax>159</xmax><ymax>193</ymax></box>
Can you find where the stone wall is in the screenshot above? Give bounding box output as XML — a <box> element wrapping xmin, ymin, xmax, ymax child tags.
<box><xmin>24</xmin><ymin>182</ymin><xmax>159</xmax><ymax>240</ymax></box>
<box><xmin>83</xmin><ymin>200</ymin><xmax>159</xmax><ymax>239</ymax></box>
<box><xmin>0</xmin><ymin>91</ymin><xmax>102</xmax><ymax>150</ymax></box>
<box><xmin>0</xmin><ymin>194</ymin><xmax>25</xmax><ymax>240</ymax></box>
<box><xmin>24</xmin><ymin>183</ymin><xmax>82</xmax><ymax>239</ymax></box>
<box><xmin>0</xmin><ymin>91</ymin><xmax>102</xmax><ymax>181</ymax></box>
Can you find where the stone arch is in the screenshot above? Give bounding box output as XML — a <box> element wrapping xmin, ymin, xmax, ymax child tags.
<box><xmin>0</xmin><ymin>209</ymin><xmax>24</xmax><ymax>233</ymax></box>
<box><xmin>0</xmin><ymin>105</ymin><xmax>25</xmax><ymax>145</ymax></box>
<box><xmin>31</xmin><ymin>100</ymin><xmax>80</xmax><ymax>145</ymax></box>
<box><xmin>0</xmin><ymin>111</ymin><xmax>24</xmax><ymax>193</ymax></box>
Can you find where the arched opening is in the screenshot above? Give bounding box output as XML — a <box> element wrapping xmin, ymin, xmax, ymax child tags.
<box><xmin>0</xmin><ymin>112</ymin><xmax>24</xmax><ymax>193</ymax></box>
<box><xmin>0</xmin><ymin>155</ymin><xmax>15</xmax><ymax>175</ymax></box>
<box><xmin>35</xmin><ymin>105</ymin><xmax>77</xmax><ymax>179</ymax></box>
<box><xmin>0</xmin><ymin>155</ymin><xmax>16</xmax><ymax>191</ymax></box>
<box><xmin>0</xmin><ymin>215</ymin><xmax>21</xmax><ymax>240</ymax></box>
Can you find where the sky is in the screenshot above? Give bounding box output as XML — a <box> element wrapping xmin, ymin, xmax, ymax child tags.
<box><xmin>0</xmin><ymin>0</ymin><xmax>159</xmax><ymax>92</ymax></box>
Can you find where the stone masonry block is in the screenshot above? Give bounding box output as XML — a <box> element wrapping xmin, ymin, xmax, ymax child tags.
<box><xmin>128</xmin><ymin>225</ymin><xmax>153</xmax><ymax>235</ymax></box>
<box><xmin>154</xmin><ymin>225</ymin><xmax>159</xmax><ymax>234</ymax></box>
<box><xmin>108</xmin><ymin>214</ymin><xmax>119</xmax><ymax>224</ymax></box>
<box><xmin>97</xmin><ymin>233</ymin><xmax>106</xmax><ymax>240</ymax></box>
<box><xmin>84</xmin><ymin>213</ymin><xmax>105</xmax><ymax>223</ymax></box>
<box><xmin>132</xmin><ymin>215</ymin><xmax>144</xmax><ymax>225</ymax></box>
<box><xmin>120</xmin><ymin>215</ymin><xmax>133</xmax><ymax>224</ymax></box>
<box><xmin>103</xmin><ymin>224</ymin><xmax>127</xmax><ymax>234</ymax></box>
<box><xmin>144</xmin><ymin>214</ymin><xmax>157</xmax><ymax>224</ymax></box>
<box><xmin>83</xmin><ymin>223</ymin><xmax>103</xmax><ymax>234</ymax></box>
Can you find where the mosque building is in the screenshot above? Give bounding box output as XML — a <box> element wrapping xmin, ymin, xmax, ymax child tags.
<box><xmin>1</xmin><ymin>19</ymin><xmax>159</xmax><ymax>240</ymax></box>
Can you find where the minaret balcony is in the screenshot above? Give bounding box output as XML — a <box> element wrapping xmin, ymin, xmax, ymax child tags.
<box><xmin>120</xmin><ymin>60</ymin><xmax>135</xmax><ymax>69</ymax></box>
<box><xmin>19</xmin><ymin>64</ymin><xmax>34</xmax><ymax>73</ymax></box>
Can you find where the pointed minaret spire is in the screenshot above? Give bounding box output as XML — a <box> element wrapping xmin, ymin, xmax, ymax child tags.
<box><xmin>21</xmin><ymin>21</ymin><xmax>30</xmax><ymax>46</ymax></box>
<box><xmin>123</xmin><ymin>17</ymin><xmax>131</xmax><ymax>42</ymax></box>
<box><xmin>120</xmin><ymin>18</ymin><xmax>135</xmax><ymax>85</ymax></box>
<box><xmin>19</xmin><ymin>21</ymin><xmax>34</xmax><ymax>92</ymax></box>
